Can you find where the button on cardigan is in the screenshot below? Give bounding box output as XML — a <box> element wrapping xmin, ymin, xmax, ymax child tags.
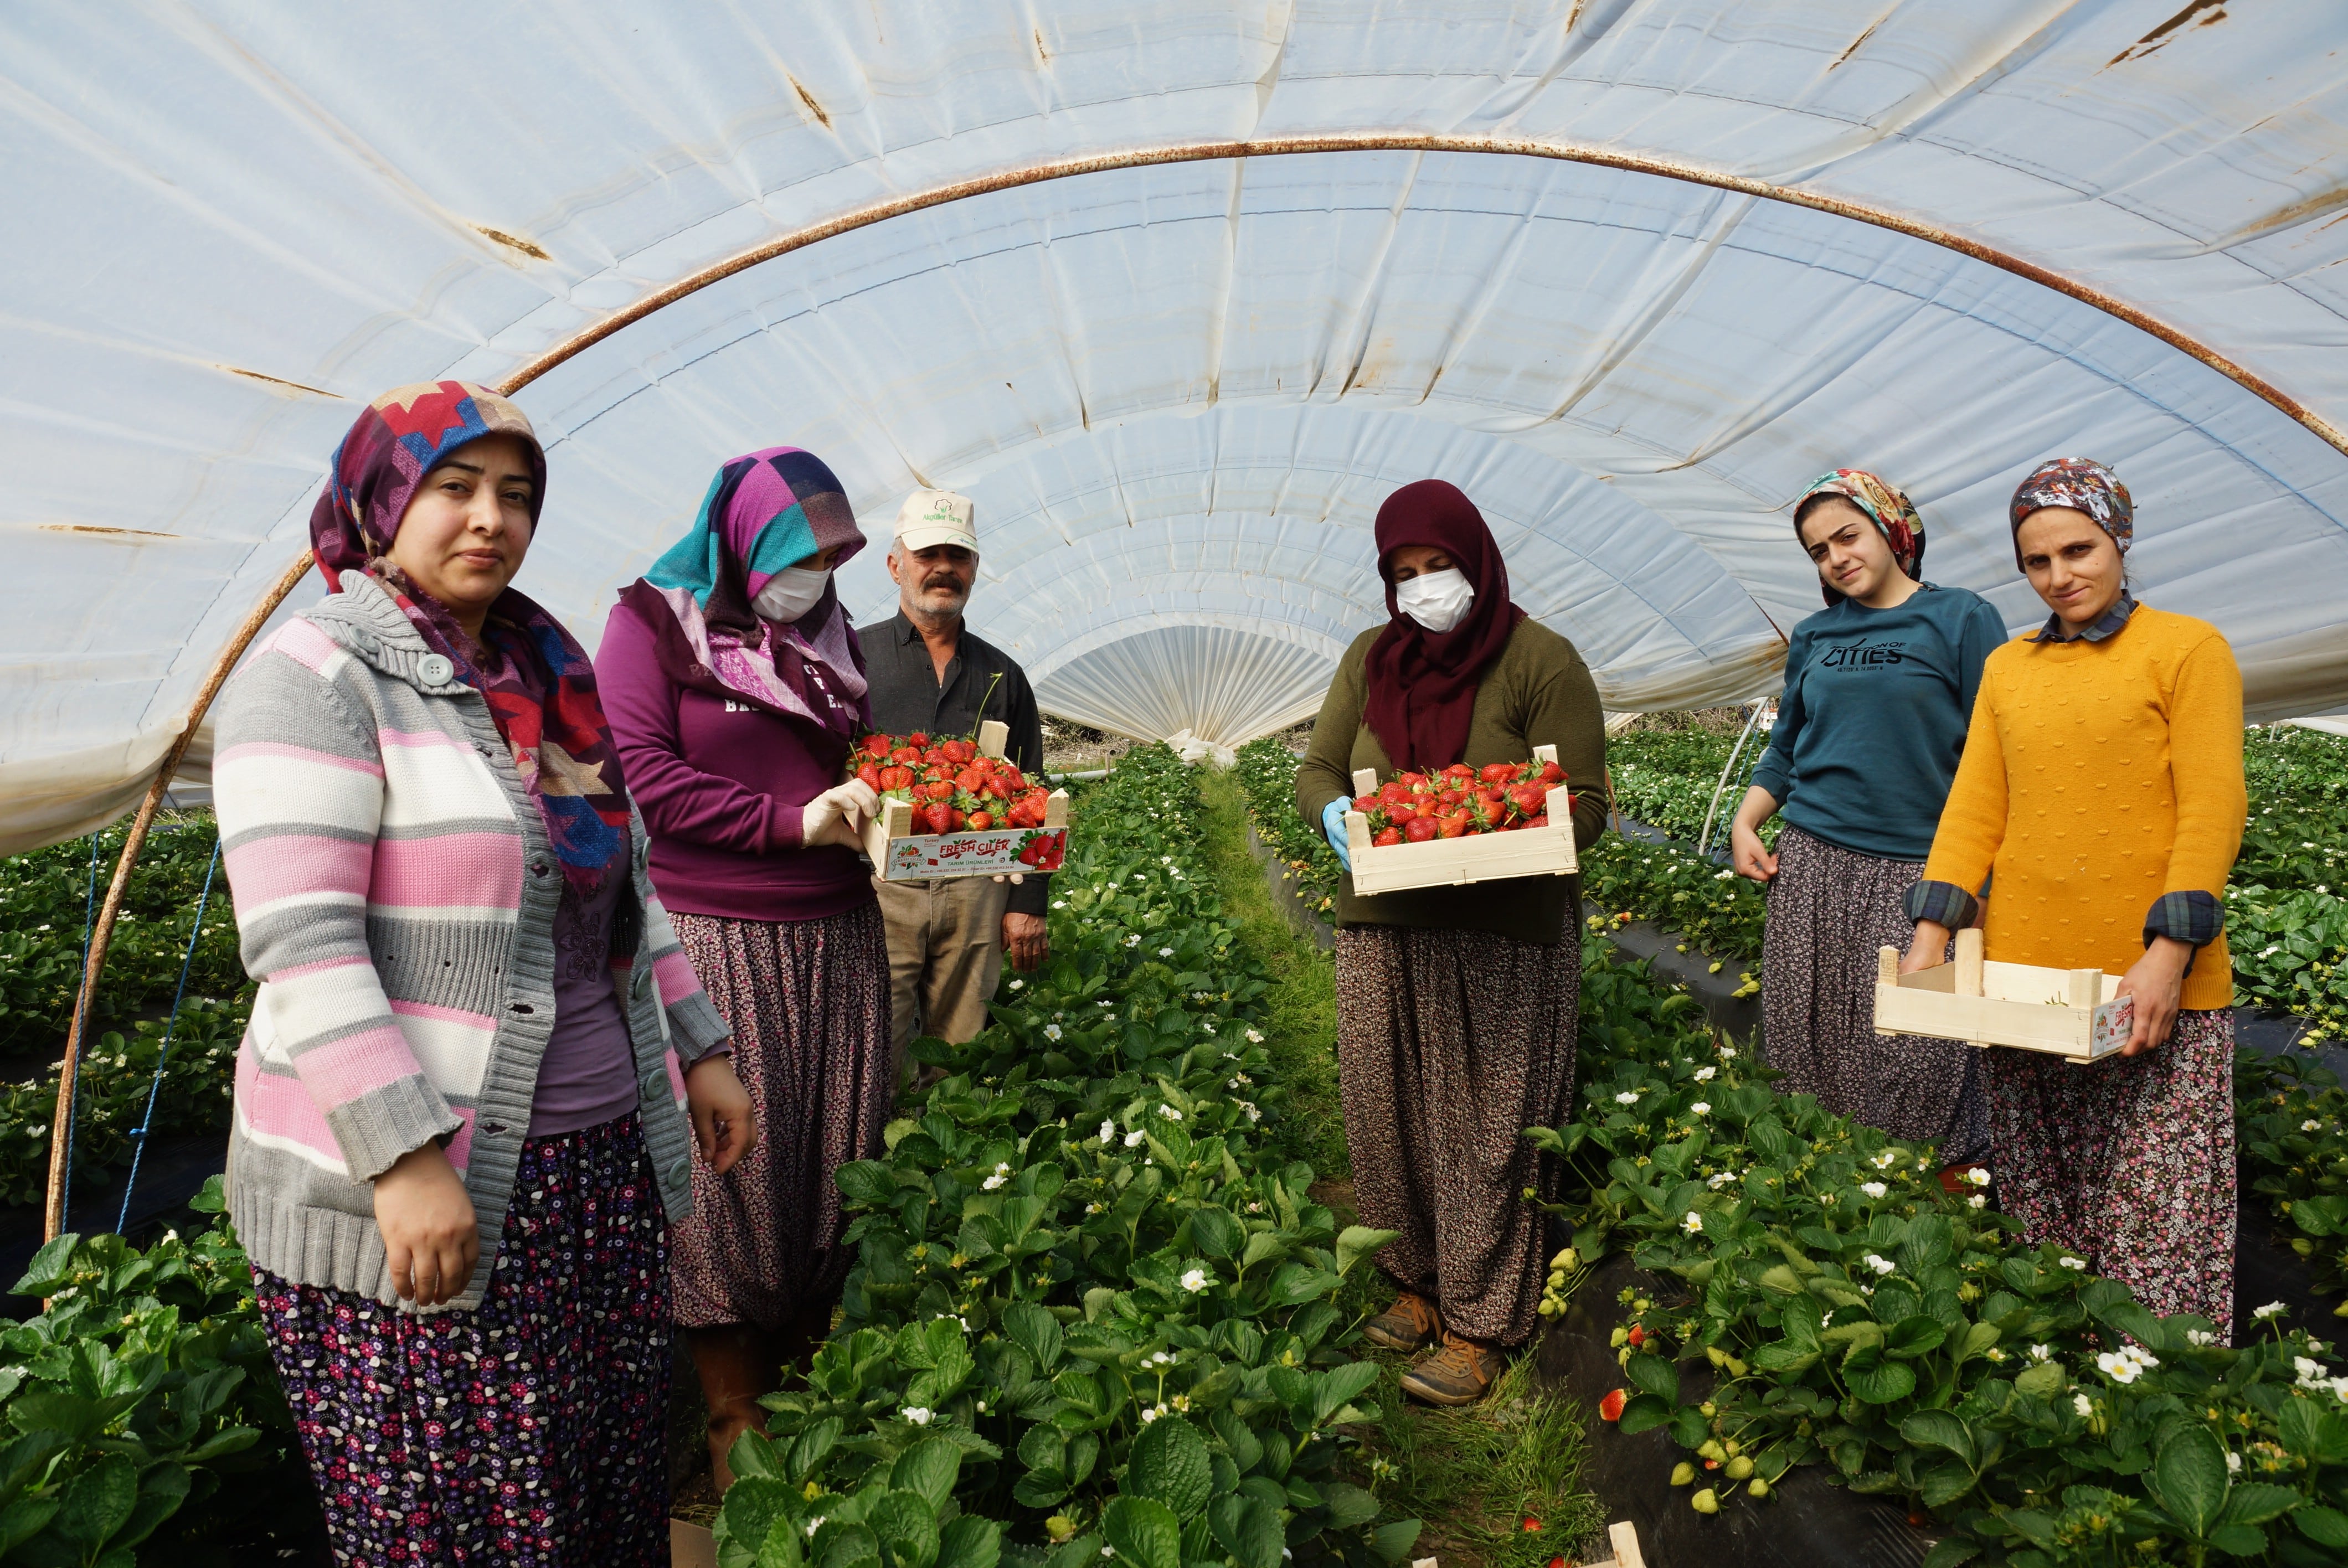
<box><xmin>215</xmin><ymin>574</ymin><xmax>730</xmax><ymax>1313</ymax></box>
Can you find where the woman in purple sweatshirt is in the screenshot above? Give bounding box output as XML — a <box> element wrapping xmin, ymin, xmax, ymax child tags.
<box><xmin>596</xmin><ymin>446</ymin><xmax>889</xmax><ymax>1489</ymax></box>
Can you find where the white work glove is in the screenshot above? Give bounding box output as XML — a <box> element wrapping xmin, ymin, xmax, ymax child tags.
<box><xmin>802</xmin><ymin>780</ymin><xmax>879</xmax><ymax>850</ymax></box>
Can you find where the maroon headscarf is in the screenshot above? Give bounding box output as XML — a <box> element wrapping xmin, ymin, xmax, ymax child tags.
<box><xmin>1361</xmin><ymin>481</ymin><xmax>1527</xmax><ymax>771</ymax></box>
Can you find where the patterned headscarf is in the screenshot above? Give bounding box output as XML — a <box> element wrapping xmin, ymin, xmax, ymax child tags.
<box><xmin>1792</xmin><ymin>469</ymin><xmax>1925</xmax><ymax>605</ymax></box>
<box><xmin>2008</xmin><ymin>457</ymin><xmax>2133</xmax><ymax>567</ymax></box>
<box><xmin>310</xmin><ymin>380</ymin><xmax>631</xmax><ymax>896</ymax></box>
<box><xmin>1362</xmin><ymin>480</ymin><xmax>1527</xmax><ymax>772</ymax></box>
<box><xmin>640</xmin><ymin>447</ymin><xmax>871</xmax><ymax>739</ymax></box>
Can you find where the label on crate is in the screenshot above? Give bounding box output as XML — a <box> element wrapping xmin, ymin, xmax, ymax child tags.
<box><xmin>2090</xmin><ymin>994</ymin><xmax>2135</xmax><ymax>1059</ymax></box>
<box><xmin>880</xmin><ymin>827</ymin><xmax>1067</xmax><ymax>881</ymax></box>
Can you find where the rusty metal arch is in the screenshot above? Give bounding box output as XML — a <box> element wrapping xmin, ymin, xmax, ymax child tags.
<box><xmin>48</xmin><ymin>128</ymin><xmax>2348</xmax><ymax>1236</ymax></box>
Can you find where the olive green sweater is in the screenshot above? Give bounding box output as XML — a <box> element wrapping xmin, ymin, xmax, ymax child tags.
<box><xmin>1295</xmin><ymin>619</ymin><xmax>1609</xmax><ymax>942</ymax></box>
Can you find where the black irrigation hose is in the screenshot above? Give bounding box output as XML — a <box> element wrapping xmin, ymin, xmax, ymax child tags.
<box><xmin>116</xmin><ymin>835</ymin><xmax>223</xmax><ymax>1234</ymax></box>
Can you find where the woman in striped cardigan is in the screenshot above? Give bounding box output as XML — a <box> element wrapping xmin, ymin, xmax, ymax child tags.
<box><xmin>216</xmin><ymin>381</ymin><xmax>752</xmax><ymax>1565</ymax></box>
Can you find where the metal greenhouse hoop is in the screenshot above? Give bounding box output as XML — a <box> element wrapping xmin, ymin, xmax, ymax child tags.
<box><xmin>45</xmin><ymin>128</ymin><xmax>2348</xmax><ymax>1239</ymax></box>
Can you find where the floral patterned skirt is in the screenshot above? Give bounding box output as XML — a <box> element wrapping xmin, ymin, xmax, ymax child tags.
<box><xmin>1983</xmin><ymin>1008</ymin><xmax>2235</xmax><ymax>1327</ymax></box>
<box><xmin>1760</xmin><ymin>826</ymin><xmax>1990</xmax><ymax>1160</ymax></box>
<box><xmin>1332</xmin><ymin>917</ymin><xmax>1579</xmax><ymax>1348</ymax></box>
<box><xmin>252</xmin><ymin>1113</ymin><xmax>671</xmax><ymax>1566</ymax></box>
<box><xmin>667</xmin><ymin>902</ymin><xmax>894</xmax><ymax>1331</ymax></box>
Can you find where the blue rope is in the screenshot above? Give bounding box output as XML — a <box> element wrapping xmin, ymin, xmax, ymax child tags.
<box><xmin>117</xmin><ymin>835</ymin><xmax>222</xmax><ymax>1234</ymax></box>
<box><xmin>60</xmin><ymin>832</ymin><xmax>102</xmax><ymax>1227</ymax></box>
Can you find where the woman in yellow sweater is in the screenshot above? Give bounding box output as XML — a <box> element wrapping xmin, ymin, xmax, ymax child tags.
<box><xmin>1902</xmin><ymin>457</ymin><xmax>2244</xmax><ymax>1325</ymax></box>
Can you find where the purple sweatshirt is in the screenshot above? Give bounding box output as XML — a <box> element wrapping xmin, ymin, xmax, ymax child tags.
<box><xmin>598</xmin><ymin>592</ymin><xmax>876</xmax><ymax>923</ymax></box>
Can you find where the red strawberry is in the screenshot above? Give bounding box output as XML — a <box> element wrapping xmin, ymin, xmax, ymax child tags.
<box><xmin>890</xmin><ymin>746</ymin><xmax>922</xmax><ymax>766</ymax></box>
<box><xmin>878</xmin><ymin>766</ymin><xmax>913</xmax><ymax>792</ymax></box>
<box><xmin>1378</xmin><ymin>781</ymin><xmax>1409</xmax><ymax>806</ymax></box>
<box><xmin>923</xmin><ymin>780</ymin><xmax>954</xmax><ymax>802</ymax></box>
<box><xmin>967</xmin><ymin>810</ymin><xmax>994</xmax><ymax>831</ymax></box>
<box><xmin>1352</xmin><ymin>793</ymin><xmax>1378</xmax><ymax>813</ymax></box>
<box><xmin>948</xmin><ymin>807</ymin><xmax>967</xmax><ymax>832</ymax></box>
<box><xmin>956</xmin><ymin>768</ymin><xmax>986</xmax><ymax>795</ymax></box>
<box><xmin>907</xmin><ymin>733</ymin><xmax>931</xmax><ymax>750</ymax></box>
<box><xmin>856</xmin><ymin>763</ymin><xmax>882</xmax><ymax>791</ymax></box>
<box><xmin>1403</xmin><ymin>816</ymin><xmax>1439</xmax><ymax>843</ymax></box>
<box><xmin>1373</xmin><ymin>826</ymin><xmax>1403</xmax><ymax>847</ymax></box>
<box><xmin>940</xmin><ymin>738</ymin><xmax>974</xmax><ymax>763</ymax></box>
<box><xmin>1438</xmin><ymin>811</ymin><xmax>1471</xmax><ymax>839</ymax></box>
<box><xmin>1509</xmin><ymin>783</ymin><xmax>1546</xmax><ymax>816</ymax></box>
<box><xmin>861</xmin><ymin>734</ymin><xmax>893</xmax><ymax>759</ymax></box>
<box><xmin>1600</xmin><ymin>1389</ymin><xmax>1626</xmax><ymax>1422</ymax></box>
<box><xmin>1387</xmin><ymin>802</ymin><xmax>1418</xmax><ymax>825</ymax></box>
<box><xmin>1479</xmin><ymin>762</ymin><xmax>1517</xmax><ymax>785</ymax></box>
<box><xmin>1525</xmin><ymin>813</ymin><xmax>1549</xmax><ymax>829</ymax></box>
<box><xmin>1626</xmin><ymin>1324</ymin><xmax>1645</xmax><ymax>1348</ymax></box>
<box><xmin>984</xmin><ymin>776</ymin><xmax>1010</xmax><ymax>800</ymax></box>
<box><xmin>920</xmin><ymin>802</ymin><xmax>953</xmax><ymax>835</ymax></box>
<box><xmin>1538</xmin><ymin>761</ymin><xmax>1566</xmax><ymax>785</ymax></box>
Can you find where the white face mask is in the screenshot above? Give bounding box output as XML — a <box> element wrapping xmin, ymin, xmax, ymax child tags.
<box><xmin>1394</xmin><ymin>568</ymin><xmax>1474</xmax><ymax>634</ymax></box>
<box><xmin>753</xmin><ymin>565</ymin><xmax>831</xmax><ymax>624</ymax></box>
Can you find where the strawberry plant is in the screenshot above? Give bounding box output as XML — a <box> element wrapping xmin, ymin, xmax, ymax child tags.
<box><xmin>1230</xmin><ymin>741</ymin><xmax>1340</xmax><ymax>922</ymax></box>
<box><xmin>744</xmin><ymin>745</ymin><xmax>1421</xmax><ymax>1568</ymax></box>
<box><xmin>1</xmin><ymin>1177</ymin><xmax>311</xmax><ymax>1564</ymax></box>
<box><xmin>1531</xmin><ymin>945</ymin><xmax>2348</xmax><ymax>1564</ymax></box>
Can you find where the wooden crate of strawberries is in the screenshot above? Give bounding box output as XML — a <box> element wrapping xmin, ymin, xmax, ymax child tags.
<box><xmin>1341</xmin><ymin>745</ymin><xmax>1577</xmax><ymax>896</ymax></box>
<box><xmin>852</xmin><ymin>720</ymin><xmax>1070</xmax><ymax>882</ymax></box>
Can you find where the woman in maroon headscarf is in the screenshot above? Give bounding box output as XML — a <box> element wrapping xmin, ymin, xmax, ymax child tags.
<box><xmin>1295</xmin><ymin>481</ymin><xmax>1609</xmax><ymax>1405</ymax></box>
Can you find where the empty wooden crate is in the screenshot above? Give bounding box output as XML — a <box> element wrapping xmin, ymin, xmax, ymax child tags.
<box><xmin>1873</xmin><ymin>927</ymin><xmax>2134</xmax><ymax>1064</ymax></box>
<box><xmin>863</xmin><ymin>719</ymin><xmax>1071</xmax><ymax>882</ymax></box>
<box><xmin>1342</xmin><ymin>745</ymin><xmax>1578</xmax><ymax>897</ymax></box>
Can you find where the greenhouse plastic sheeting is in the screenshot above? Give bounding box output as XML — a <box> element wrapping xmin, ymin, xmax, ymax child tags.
<box><xmin>5</xmin><ymin>1</ymin><xmax>2348</xmax><ymax>852</ymax></box>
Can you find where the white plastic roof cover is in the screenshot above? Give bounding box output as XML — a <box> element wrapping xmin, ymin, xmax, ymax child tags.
<box><xmin>6</xmin><ymin>1</ymin><xmax>2348</xmax><ymax>852</ymax></box>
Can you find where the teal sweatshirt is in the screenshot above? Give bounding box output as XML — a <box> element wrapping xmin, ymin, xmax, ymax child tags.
<box><xmin>1747</xmin><ymin>584</ymin><xmax>2006</xmax><ymax>862</ymax></box>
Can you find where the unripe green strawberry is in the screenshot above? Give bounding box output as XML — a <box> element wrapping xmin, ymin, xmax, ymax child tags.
<box><xmin>1748</xmin><ymin>1477</ymin><xmax>1769</xmax><ymax>1499</ymax></box>
<box><xmin>1670</xmin><ymin>1462</ymin><xmax>1695</xmax><ymax>1486</ymax></box>
<box><xmin>1697</xmin><ymin>1440</ymin><xmax>1727</xmax><ymax>1463</ymax></box>
<box><xmin>1692</xmin><ymin>1489</ymin><xmax>1719</xmax><ymax>1514</ymax></box>
<box><xmin>1726</xmin><ymin>1456</ymin><xmax>1753</xmax><ymax>1481</ymax></box>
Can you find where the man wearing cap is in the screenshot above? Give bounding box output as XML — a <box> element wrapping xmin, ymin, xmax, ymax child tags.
<box><xmin>857</xmin><ymin>489</ymin><xmax>1052</xmax><ymax>1070</ymax></box>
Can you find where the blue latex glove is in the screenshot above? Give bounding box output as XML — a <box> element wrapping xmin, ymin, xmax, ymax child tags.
<box><xmin>1321</xmin><ymin>797</ymin><xmax>1353</xmax><ymax>872</ymax></box>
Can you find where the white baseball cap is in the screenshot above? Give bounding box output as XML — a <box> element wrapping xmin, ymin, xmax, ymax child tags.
<box><xmin>893</xmin><ymin>488</ymin><xmax>977</xmax><ymax>554</ymax></box>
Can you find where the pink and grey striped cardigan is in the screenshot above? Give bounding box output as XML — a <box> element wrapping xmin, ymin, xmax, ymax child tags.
<box><xmin>215</xmin><ymin>572</ymin><xmax>730</xmax><ymax>1311</ymax></box>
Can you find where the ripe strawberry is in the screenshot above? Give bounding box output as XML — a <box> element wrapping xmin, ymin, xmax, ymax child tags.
<box><xmin>1352</xmin><ymin>793</ymin><xmax>1379</xmax><ymax>813</ymax></box>
<box><xmin>907</xmin><ymin>732</ymin><xmax>931</xmax><ymax>750</ymax></box>
<box><xmin>1378</xmin><ymin>781</ymin><xmax>1410</xmax><ymax>806</ymax></box>
<box><xmin>1443</xmin><ymin>764</ymin><xmax>1475</xmax><ymax>783</ymax></box>
<box><xmin>1626</xmin><ymin>1324</ymin><xmax>1645</xmax><ymax>1348</ymax></box>
<box><xmin>1403</xmin><ymin>816</ymin><xmax>1439</xmax><ymax>843</ymax></box>
<box><xmin>919</xmin><ymin>802</ymin><xmax>953</xmax><ymax>834</ymax></box>
<box><xmin>856</xmin><ymin>762</ymin><xmax>882</xmax><ymax>791</ymax></box>
<box><xmin>1373</xmin><ymin>827</ymin><xmax>1402</xmax><ymax>847</ymax></box>
<box><xmin>861</xmin><ymin>734</ymin><xmax>892</xmax><ymax>759</ymax></box>
<box><xmin>940</xmin><ymin>738</ymin><xmax>974</xmax><ymax>764</ymax></box>
<box><xmin>923</xmin><ymin>780</ymin><xmax>954</xmax><ymax>802</ymax></box>
<box><xmin>948</xmin><ymin>807</ymin><xmax>967</xmax><ymax>832</ymax></box>
<box><xmin>878</xmin><ymin>766</ymin><xmax>913</xmax><ymax>792</ymax></box>
<box><xmin>1479</xmin><ymin>762</ymin><xmax>1517</xmax><ymax>785</ymax></box>
<box><xmin>955</xmin><ymin>768</ymin><xmax>986</xmax><ymax>795</ymax></box>
<box><xmin>1508</xmin><ymin>782</ymin><xmax>1546</xmax><ymax>817</ymax></box>
<box><xmin>968</xmin><ymin>810</ymin><xmax>994</xmax><ymax>831</ymax></box>
<box><xmin>1437</xmin><ymin>811</ymin><xmax>1471</xmax><ymax>839</ymax></box>
<box><xmin>1538</xmin><ymin>761</ymin><xmax>1566</xmax><ymax>785</ymax></box>
<box><xmin>1525</xmin><ymin>813</ymin><xmax>1549</xmax><ymax>829</ymax></box>
<box><xmin>1599</xmin><ymin>1388</ymin><xmax>1626</xmax><ymax>1422</ymax></box>
<box><xmin>1387</xmin><ymin>801</ymin><xmax>1418</xmax><ymax>825</ymax></box>
<box><xmin>890</xmin><ymin>746</ymin><xmax>921</xmax><ymax>766</ymax></box>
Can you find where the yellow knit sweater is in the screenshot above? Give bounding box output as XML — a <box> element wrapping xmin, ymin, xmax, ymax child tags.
<box><xmin>1922</xmin><ymin>604</ymin><xmax>2244</xmax><ymax>1011</ymax></box>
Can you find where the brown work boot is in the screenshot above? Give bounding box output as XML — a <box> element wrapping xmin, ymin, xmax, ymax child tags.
<box><xmin>1400</xmin><ymin>1331</ymin><xmax>1500</xmax><ymax>1407</ymax></box>
<box><xmin>1362</xmin><ymin>1291</ymin><xmax>1442</xmax><ymax>1353</ymax></box>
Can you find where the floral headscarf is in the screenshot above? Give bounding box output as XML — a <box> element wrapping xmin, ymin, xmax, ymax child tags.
<box><xmin>1792</xmin><ymin>469</ymin><xmax>1925</xmax><ymax>605</ymax></box>
<box><xmin>310</xmin><ymin>380</ymin><xmax>632</xmax><ymax>896</ymax></box>
<box><xmin>2009</xmin><ymin>457</ymin><xmax>2133</xmax><ymax>567</ymax></box>
<box><xmin>637</xmin><ymin>447</ymin><xmax>871</xmax><ymax>739</ymax></box>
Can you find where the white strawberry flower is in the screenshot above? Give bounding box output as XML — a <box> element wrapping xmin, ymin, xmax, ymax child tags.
<box><xmin>2073</xmin><ymin>1394</ymin><xmax>2093</xmax><ymax>1417</ymax></box>
<box><xmin>1043</xmin><ymin>1024</ymin><xmax>1063</xmax><ymax>1041</ymax></box>
<box><xmin>1099</xmin><ymin>1120</ymin><xmax>1116</xmax><ymax>1143</ymax></box>
<box><xmin>1693</xmin><ymin>1066</ymin><xmax>1716</xmax><ymax>1083</ymax></box>
<box><xmin>1860</xmin><ymin>1182</ymin><xmax>1888</xmax><ymax>1199</ymax></box>
<box><xmin>1615</xmin><ymin>1091</ymin><xmax>1640</xmax><ymax>1105</ymax></box>
<box><xmin>1681</xmin><ymin>1211</ymin><xmax>1703</xmax><ymax>1234</ymax></box>
<box><xmin>2058</xmin><ymin>1256</ymin><xmax>2087</xmax><ymax>1271</ymax></box>
<box><xmin>1690</xmin><ymin>1102</ymin><xmax>1711</xmax><ymax>1116</ymax></box>
<box><xmin>1968</xmin><ymin>1194</ymin><xmax>1987</xmax><ymax>1209</ymax></box>
<box><xmin>902</xmin><ymin>1407</ymin><xmax>934</xmax><ymax>1425</ymax></box>
<box><xmin>1862</xmin><ymin>1253</ymin><xmax>1896</xmax><ymax>1276</ymax></box>
<box><xmin>1158</xmin><ymin>1104</ymin><xmax>1182</xmax><ymax>1122</ymax></box>
<box><xmin>1124</xmin><ymin>1129</ymin><xmax>1146</xmax><ymax>1148</ymax></box>
<box><xmin>1181</xmin><ymin>1268</ymin><xmax>1210</xmax><ymax>1292</ymax></box>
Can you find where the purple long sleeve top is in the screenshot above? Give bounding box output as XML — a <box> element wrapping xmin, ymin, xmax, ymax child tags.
<box><xmin>596</xmin><ymin>594</ymin><xmax>876</xmax><ymax>924</ymax></box>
